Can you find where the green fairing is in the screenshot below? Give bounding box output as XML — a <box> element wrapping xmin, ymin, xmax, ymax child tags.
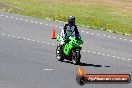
<box><xmin>56</xmin><ymin>34</ymin><xmax>61</xmax><ymax>42</ymax></box>
<box><xmin>57</xmin><ymin>35</ymin><xmax>83</xmax><ymax>56</ymax></box>
<box><xmin>63</xmin><ymin>43</ymin><xmax>72</xmax><ymax>55</ymax></box>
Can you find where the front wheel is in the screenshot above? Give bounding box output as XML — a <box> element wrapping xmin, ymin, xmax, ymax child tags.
<box><xmin>56</xmin><ymin>45</ymin><xmax>64</xmax><ymax>61</ymax></box>
<box><xmin>72</xmin><ymin>50</ymin><xmax>81</xmax><ymax>65</ymax></box>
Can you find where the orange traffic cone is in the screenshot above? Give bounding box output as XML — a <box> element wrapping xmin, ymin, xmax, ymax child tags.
<box><xmin>77</xmin><ymin>66</ymin><xmax>86</xmax><ymax>76</ymax></box>
<box><xmin>51</xmin><ymin>28</ymin><xmax>56</xmax><ymax>39</ymax></box>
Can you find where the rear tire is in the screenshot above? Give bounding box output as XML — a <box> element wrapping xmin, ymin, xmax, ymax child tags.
<box><xmin>56</xmin><ymin>45</ymin><xmax>64</xmax><ymax>61</ymax></box>
<box><xmin>72</xmin><ymin>50</ymin><xmax>81</xmax><ymax>65</ymax></box>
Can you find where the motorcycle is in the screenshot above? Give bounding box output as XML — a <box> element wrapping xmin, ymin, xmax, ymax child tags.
<box><xmin>56</xmin><ymin>34</ymin><xmax>83</xmax><ymax>65</ymax></box>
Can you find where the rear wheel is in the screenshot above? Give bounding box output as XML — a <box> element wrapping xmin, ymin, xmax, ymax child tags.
<box><xmin>72</xmin><ymin>50</ymin><xmax>81</xmax><ymax>65</ymax></box>
<box><xmin>56</xmin><ymin>45</ymin><xmax>64</xmax><ymax>61</ymax></box>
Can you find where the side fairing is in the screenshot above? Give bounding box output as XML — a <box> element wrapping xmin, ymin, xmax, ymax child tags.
<box><xmin>63</xmin><ymin>43</ymin><xmax>73</xmax><ymax>56</ymax></box>
<box><xmin>56</xmin><ymin>34</ymin><xmax>61</xmax><ymax>42</ymax></box>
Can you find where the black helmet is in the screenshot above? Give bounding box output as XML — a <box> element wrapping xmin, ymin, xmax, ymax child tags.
<box><xmin>68</xmin><ymin>16</ymin><xmax>75</xmax><ymax>25</ymax></box>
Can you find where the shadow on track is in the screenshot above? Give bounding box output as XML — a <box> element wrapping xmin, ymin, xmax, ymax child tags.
<box><xmin>79</xmin><ymin>62</ymin><xmax>102</xmax><ymax>67</ymax></box>
<box><xmin>79</xmin><ymin>62</ymin><xmax>110</xmax><ymax>67</ymax></box>
<box><xmin>61</xmin><ymin>60</ymin><xmax>110</xmax><ymax>68</ymax></box>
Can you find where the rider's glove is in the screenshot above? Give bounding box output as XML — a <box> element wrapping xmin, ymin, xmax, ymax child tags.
<box><xmin>75</xmin><ymin>34</ymin><xmax>80</xmax><ymax>40</ymax></box>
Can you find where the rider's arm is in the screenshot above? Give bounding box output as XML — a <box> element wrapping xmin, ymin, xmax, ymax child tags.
<box><xmin>60</xmin><ymin>28</ymin><xmax>64</xmax><ymax>38</ymax></box>
<box><xmin>63</xmin><ymin>24</ymin><xmax>69</xmax><ymax>38</ymax></box>
<box><xmin>74</xmin><ymin>25</ymin><xmax>80</xmax><ymax>39</ymax></box>
<box><xmin>60</xmin><ymin>24</ymin><xmax>67</xmax><ymax>39</ymax></box>
<box><xmin>60</xmin><ymin>28</ymin><xmax>65</xmax><ymax>38</ymax></box>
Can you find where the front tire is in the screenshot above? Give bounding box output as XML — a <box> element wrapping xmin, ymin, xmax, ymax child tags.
<box><xmin>72</xmin><ymin>50</ymin><xmax>81</xmax><ymax>65</ymax></box>
<box><xmin>56</xmin><ymin>45</ymin><xmax>64</xmax><ymax>61</ymax></box>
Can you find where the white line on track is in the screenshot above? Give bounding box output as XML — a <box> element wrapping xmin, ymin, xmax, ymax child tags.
<box><xmin>107</xmin><ymin>36</ymin><xmax>111</xmax><ymax>38</ymax></box>
<box><xmin>87</xmin><ymin>51</ymin><xmax>90</xmax><ymax>53</ymax></box>
<box><xmin>36</xmin><ymin>40</ymin><xmax>40</xmax><ymax>43</ymax></box>
<box><xmin>82</xmin><ymin>31</ymin><xmax>131</xmax><ymax>42</ymax></box>
<box><xmin>93</xmin><ymin>52</ymin><xmax>96</xmax><ymax>54</ymax></box>
<box><xmin>45</xmin><ymin>24</ymin><xmax>48</xmax><ymax>26</ymax></box>
<box><xmin>47</xmin><ymin>43</ymin><xmax>50</xmax><ymax>45</ymax></box>
<box><xmin>1</xmin><ymin>14</ymin><xmax>132</xmax><ymax>43</ymax></box>
<box><xmin>128</xmin><ymin>59</ymin><xmax>131</xmax><ymax>61</ymax></box>
<box><xmin>25</xmin><ymin>20</ymin><xmax>28</xmax><ymax>22</ymax></box>
<box><xmin>102</xmin><ymin>54</ymin><xmax>105</xmax><ymax>56</ymax></box>
<box><xmin>97</xmin><ymin>53</ymin><xmax>101</xmax><ymax>55</ymax></box>
<box><xmin>107</xmin><ymin>54</ymin><xmax>110</xmax><ymax>57</ymax></box>
<box><xmin>55</xmin><ymin>26</ymin><xmax>58</xmax><ymax>28</ymax></box>
<box><xmin>11</xmin><ymin>17</ymin><xmax>14</xmax><ymax>19</ymax></box>
<box><xmin>50</xmin><ymin>25</ymin><xmax>53</xmax><ymax>27</ymax></box>
<box><xmin>0</xmin><ymin>32</ymin><xmax>131</xmax><ymax>62</ymax></box>
<box><xmin>42</xmin><ymin>42</ymin><xmax>45</xmax><ymax>44</ymax></box>
<box><xmin>84</xmin><ymin>50</ymin><xmax>131</xmax><ymax>61</ymax></box>
<box><xmin>30</xmin><ymin>21</ymin><xmax>34</xmax><ymax>23</ymax></box>
<box><xmin>124</xmin><ymin>39</ymin><xmax>127</xmax><ymax>41</ymax></box>
<box><xmin>112</xmin><ymin>56</ymin><xmax>116</xmax><ymax>58</ymax></box>
<box><xmin>2</xmin><ymin>33</ymin><xmax>5</xmax><ymax>36</ymax></box>
<box><xmin>81</xmin><ymin>31</ymin><xmax>84</xmax><ymax>33</ymax></box>
<box><xmin>122</xmin><ymin>58</ymin><xmax>125</xmax><ymax>60</ymax></box>
<box><xmin>17</xmin><ymin>36</ymin><xmax>20</xmax><ymax>39</ymax></box>
<box><xmin>7</xmin><ymin>35</ymin><xmax>10</xmax><ymax>37</ymax></box>
<box><xmin>22</xmin><ymin>37</ymin><xmax>26</xmax><ymax>40</ymax></box>
<box><xmin>35</xmin><ymin>22</ymin><xmax>38</xmax><ymax>24</ymax></box>
<box><xmin>119</xmin><ymin>38</ymin><xmax>122</xmax><ymax>40</ymax></box>
<box><xmin>32</xmin><ymin>40</ymin><xmax>35</xmax><ymax>42</ymax></box>
<box><xmin>51</xmin><ymin>44</ymin><xmax>55</xmax><ymax>46</ymax></box>
<box><xmin>27</xmin><ymin>39</ymin><xmax>31</xmax><ymax>41</ymax></box>
<box><xmin>19</xmin><ymin>19</ymin><xmax>23</xmax><ymax>20</ymax></box>
<box><xmin>113</xmin><ymin>37</ymin><xmax>116</xmax><ymax>39</ymax></box>
<box><xmin>117</xmin><ymin>57</ymin><xmax>120</xmax><ymax>59</ymax></box>
<box><xmin>86</xmin><ymin>32</ymin><xmax>89</xmax><ymax>33</ymax></box>
<box><xmin>82</xmin><ymin>50</ymin><xmax>86</xmax><ymax>52</ymax></box>
<box><xmin>43</xmin><ymin>69</ymin><xmax>53</xmax><ymax>71</ymax></box>
<box><xmin>91</xmin><ymin>33</ymin><xmax>94</xmax><ymax>35</ymax></box>
<box><xmin>11</xmin><ymin>35</ymin><xmax>15</xmax><ymax>38</ymax></box>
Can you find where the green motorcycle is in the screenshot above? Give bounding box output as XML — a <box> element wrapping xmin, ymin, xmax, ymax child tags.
<box><xmin>56</xmin><ymin>34</ymin><xmax>83</xmax><ymax>65</ymax></box>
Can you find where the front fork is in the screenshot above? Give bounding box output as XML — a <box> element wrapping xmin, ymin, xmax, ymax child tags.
<box><xmin>71</xmin><ymin>49</ymin><xmax>81</xmax><ymax>61</ymax></box>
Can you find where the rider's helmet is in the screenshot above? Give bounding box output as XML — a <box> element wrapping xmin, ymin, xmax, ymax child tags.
<box><xmin>68</xmin><ymin>16</ymin><xmax>75</xmax><ymax>25</ymax></box>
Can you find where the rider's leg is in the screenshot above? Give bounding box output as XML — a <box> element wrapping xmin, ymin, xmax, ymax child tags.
<box><xmin>60</xmin><ymin>36</ymin><xmax>65</xmax><ymax>49</ymax></box>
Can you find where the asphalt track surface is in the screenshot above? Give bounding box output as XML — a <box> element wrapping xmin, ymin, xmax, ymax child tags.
<box><xmin>0</xmin><ymin>11</ymin><xmax>132</xmax><ymax>88</ymax></box>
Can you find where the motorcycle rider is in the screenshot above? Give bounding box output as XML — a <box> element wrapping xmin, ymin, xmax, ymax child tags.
<box><xmin>60</xmin><ymin>16</ymin><xmax>80</xmax><ymax>47</ymax></box>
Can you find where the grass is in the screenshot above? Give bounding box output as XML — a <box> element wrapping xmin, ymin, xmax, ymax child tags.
<box><xmin>0</xmin><ymin>0</ymin><xmax>132</xmax><ymax>35</ymax></box>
